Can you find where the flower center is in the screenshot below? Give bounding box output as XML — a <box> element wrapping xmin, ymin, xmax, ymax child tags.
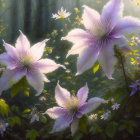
<box><xmin>20</xmin><ymin>55</ymin><xmax>33</xmax><ymax>68</ymax></box>
<box><xmin>64</xmin><ymin>96</ymin><xmax>79</xmax><ymax>113</ymax></box>
<box><xmin>91</xmin><ymin>26</ymin><xmax>108</xmax><ymax>40</ymax></box>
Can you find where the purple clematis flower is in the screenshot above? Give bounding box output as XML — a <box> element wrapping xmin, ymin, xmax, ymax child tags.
<box><xmin>0</xmin><ymin>121</ymin><xmax>8</xmax><ymax>136</ymax></box>
<box><xmin>45</xmin><ymin>82</ymin><xmax>106</xmax><ymax>135</ymax></box>
<box><xmin>0</xmin><ymin>31</ymin><xmax>65</xmax><ymax>96</ymax></box>
<box><xmin>130</xmin><ymin>79</ymin><xmax>140</xmax><ymax>96</ymax></box>
<box><xmin>62</xmin><ymin>0</ymin><xmax>140</xmax><ymax>79</ymax></box>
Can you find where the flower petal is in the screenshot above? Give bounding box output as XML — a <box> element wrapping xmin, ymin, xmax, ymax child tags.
<box><xmin>0</xmin><ymin>53</ymin><xmax>16</xmax><ymax>69</ymax></box>
<box><xmin>3</xmin><ymin>40</ymin><xmax>18</xmax><ymax>59</ymax></box>
<box><xmin>66</xmin><ymin>41</ymin><xmax>92</xmax><ymax>58</ymax></box>
<box><xmin>15</xmin><ymin>30</ymin><xmax>30</xmax><ymax>54</ymax></box>
<box><xmin>76</xmin><ymin>46</ymin><xmax>99</xmax><ymax>76</ymax></box>
<box><xmin>26</xmin><ymin>70</ymin><xmax>44</xmax><ymax>96</ymax></box>
<box><xmin>71</xmin><ymin>119</ymin><xmax>79</xmax><ymax>136</ymax></box>
<box><xmin>114</xmin><ymin>36</ymin><xmax>131</xmax><ymax>53</ymax></box>
<box><xmin>31</xmin><ymin>39</ymin><xmax>49</xmax><ymax>61</ymax></box>
<box><xmin>51</xmin><ymin>114</ymin><xmax>72</xmax><ymax>133</ymax></box>
<box><xmin>113</xmin><ymin>16</ymin><xmax>140</xmax><ymax>35</ymax></box>
<box><xmin>101</xmin><ymin>0</ymin><xmax>124</xmax><ymax>27</ymax></box>
<box><xmin>0</xmin><ymin>69</ymin><xmax>25</xmax><ymax>95</ymax></box>
<box><xmin>62</xmin><ymin>28</ymin><xmax>93</xmax><ymax>44</ymax></box>
<box><xmin>45</xmin><ymin>107</ymin><xmax>67</xmax><ymax>119</ymax></box>
<box><xmin>98</xmin><ymin>44</ymin><xmax>115</xmax><ymax>79</ymax></box>
<box><xmin>77</xmin><ymin>84</ymin><xmax>88</xmax><ymax>106</ymax></box>
<box><xmin>41</xmin><ymin>73</ymin><xmax>50</xmax><ymax>83</ymax></box>
<box><xmin>55</xmin><ymin>81</ymin><xmax>71</xmax><ymax>107</ymax></box>
<box><xmin>82</xmin><ymin>5</ymin><xmax>100</xmax><ymax>30</ymax></box>
<box><xmin>33</xmin><ymin>58</ymin><xmax>66</xmax><ymax>74</ymax></box>
<box><xmin>85</xmin><ymin>97</ymin><xmax>106</xmax><ymax>114</ymax></box>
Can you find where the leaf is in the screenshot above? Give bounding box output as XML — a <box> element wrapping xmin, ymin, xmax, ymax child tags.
<box><xmin>23</xmin><ymin>109</ymin><xmax>31</xmax><ymax>113</ymax></box>
<box><xmin>93</xmin><ymin>61</ymin><xmax>100</xmax><ymax>74</ymax></box>
<box><xmin>0</xmin><ymin>99</ymin><xmax>10</xmax><ymax>116</ymax></box>
<box><xmin>40</xmin><ymin>115</ymin><xmax>47</xmax><ymax>123</ymax></box>
<box><xmin>8</xmin><ymin>116</ymin><xmax>21</xmax><ymax>127</ymax></box>
<box><xmin>105</xmin><ymin>122</ymin><xmax>117</xmax><ymax>138</ymax></box>
<box><xmin>26</xmin><ymin>129</ymin><xmax>39</xmax><ymax>140</ymax></box>
<box><xmin>79</xmin><ymin>115</ymin><xmax>88</xmax><ymax>133</ymax></box>
<box><xmin>10</xmin><ymin>77</ymin><xmax>28</xmax><ymax>98</ymax></box>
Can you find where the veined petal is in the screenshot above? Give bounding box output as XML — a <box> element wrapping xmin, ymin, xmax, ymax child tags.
<box><xmin>77</xmin><ymin>84</ymin><xmax>88</xmax><ymax>106</ymax></box>
<box><xmin>0</xmin><ymin>53</ymin><xmax>16</xmax><ymax>69</ymax></box>
<box><xmin>82</xmin><ymin>5</ymin><xmax>100</xmax><ymax>30</ymax></box>
<box><xmin>71</xmin><ymin>119</ymin><xmax>79</xmax><ymax>136</ymax></box>
<box><xmin>66</xmin><ymin>41</ymin><xmax>92</xmax><ymax>58</ymax></box>
<box><xmin>85</xmin><ymin>97</ymin><xmax>106</xmax><ymax>114</ymax></box>
<box><xmin>31</xmin><ymin>39</ymin><xmax>49</xmax><ymax>61</ymax></box>
<box><xmin>62</xmin><ymin>28</ymin><xmax>93</xmax><ymax>44</ymax></box>
<box><xmin>98</xmin><ymin>44</ymin><xmax>115</xmax><ymax>79</ymax></box>
<box><xmin>55</xmin><ymin>82</ymin><xmax>71</xmax><ymax>107</ymax></box>
<box><xmin>33</xmin><ymin>58</ymin><xmax>66</xmax><ymax>74</ymax></box>
<box><xmin>51</xmin><ymin>114</ymin><xmax>72</xmax><ymax>133</ymax></box>
<box><xmin>26</xmin><ymin>70</ymin><xmax>44</xmax><ymax>96</ymax></box>
<box><xmin>16</xmin><ymin>30</ymin><xmax>30</xmax><ymax>54</ymax></box>
<box><xmin>0</xmin><ymin>69</ymin><xmax>25</xmax><ymax>95</ymax></box>
<box><xmin>101</xmin><ymin>0</ymin><xmax>124</xmax><ymax>27</ymax></box>
<box><xmin>76</xmin><ymin>46</ymin><xmax>99</xmax><ymax>76</ymax></box>
<box><xmin>3</xmin><ymin>40</ymin><xmax>18</xmax><ymax>59</ymax></box>
<box><xmin>45</xmin><ymin>107</ymin><xmax>67</xmax><ymax>119</ymax></box>
<box><xmin>114</xmin><ymin>36</ymin><xmax>131</xmax><ymax>53</ymax></box>
<box><xmin>113</xmin><ymin>16</ymin><xmax>140</xmax><ymax>35</ymax></box>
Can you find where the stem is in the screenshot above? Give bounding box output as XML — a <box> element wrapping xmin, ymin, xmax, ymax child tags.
<box><xmin>119</xmin><ymin>54</ymin><xmax>129</xmax><ymax>92</ymax></box>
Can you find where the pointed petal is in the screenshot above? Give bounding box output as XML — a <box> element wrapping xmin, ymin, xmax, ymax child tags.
<box><xmin>0</xmin><ymin>53</ymin><xmax>16</xmax><ymax>69</ymax></box>
<box><xmin>71</xmin><ymin>119</ymin><xmax>79</xmax><ymax>136</ymax></box>
<box><xmin>26</xmin><ymin>70</ymin><xmax>44</xmax><ymax>96</ymax></box>
<box><xmin>66</xmin><ymin>41</ymin><xmax>92</xmax><ymax>58</ymax></box>
<box><xmin>41</xmin><ymin>74</ymin><xmax>50</xmax><ymax>83</ymax></box>
<box><xmin>55</xmin><ymin>82</ymin><xmax>71</xmax><ymax>107</ymax></box>
<box><xmin>82</xmin><ymin>5</ymin><xmax>100</xmax><ymax>30</ymax></box>
<box><xmin>33</xmin><ymin>58</ymin><xmax>66</xmax><ymax>74</ymax></box>
<box><xmin>31</xmin><ymin>39</ymin><xmax>49</xmax><ymax>61</ymax></box>
<box><xmin>16</xmin><ymin>31</ymin><xmax>30</xmax><ymax>54</ymax></box>
<box><xmin>77</xmin><ymin>84</ymin><xmax>88</xmax><ymax>106</ymax></box>
<box><xmin>45</xmin><ymin>107</ymin><xmax>67</xmax><ymax>119</ymax></box>
<box><xmin>3</xmin><ymin>40</ymin><xmax>18</xmax><ymax>59</ymax></box>
<box><xmin>113</xmin><ymin>16</ymin><xmax>140</xmax><ymax>35</ymax></box>
<box><xmin>76</xmin><ymin>46</ymin><xmax>99</xmax><ymax>75</ymax></box>
<box><xmin>62</xmin><ymin>28</ymin><xmax>93</xmax><ymax>44</ymax></box>
<box><xmin>51</xmin><ymin>114</ymin><xmax>72</xmax><ymax>133</ymax></box>
<box><xmin>0</xmin><ymin>69</ymin><xmax>25</xmax><ymax>95</ymax></box>
<box><xmin>114</xmin><ymin>36</ymin><xmax>131</xmax><ymax>53</ymax></box>
<box><xmin>98</xmin><ymin>44</ymin><xmax>115</xmax><ymax>79</ymax></box>
<box><xmin>101</xmin><ymin>0</ymin><xmax>124</xmax><ymax>26</ymax></box>
<box><xmin>85</xmin><ymin>97</ymin><xmax>106</xmax><ymax>114</ymax></box>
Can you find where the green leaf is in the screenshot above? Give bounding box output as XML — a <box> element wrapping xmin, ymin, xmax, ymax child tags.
<box><xmin>24</xmin><ymin>90</ymin><xmax>30</xmax><ymax>96</ymax></box>
<box><xmin>26</xmin><ymin>129</ymin><xmax>39</xmax><ymax>140</ymax></box>
<box><xmin>0</xmin><ymin>99</ymin><xmax>10</xmax><ymax>116</ymax></box>
<box><xmin>10</xmin><ymin>77</ymin><xmax>28</xmax><ymax>98</ymax></box>
<box><xmin>105</xmin><ymin>122</ymin><xmax>117</xmax><ymax>138</ymax></box>
<box><xmin>8</xmin><ymin>116</ymin><xmax>21</xmax><ymax>127</ymax></box>
<box><xmin>79</xmin><ymin>115</ymin><xmax>88</xmax><ymax>133</ymax></box>
<box><xmin>93</xmin><ymin>61</ymin><xmax>100</xmax><ymax>74</ymax></box>
<box><xmin>23</xmin><ymin>109</ymin><xmax>31</xmax><ymax>113</ymax></box>
<box><xmin>40</xmin><ymin>115</ymin><xmax>47</xmax><ymax>123</ymax></box>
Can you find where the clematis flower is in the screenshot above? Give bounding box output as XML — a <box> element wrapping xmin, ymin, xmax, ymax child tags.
<box><xmin>62</xmin><ymin>0</ymin><xmax>140</xmax><ymax>79</ymax></box>
<box><xmin>0</xmin><ymin>31</ymin><xmax>65</xmax><ymax>96</ymax></box>
<box><xmin>45</xmin><ymin>82</ymin><xmax>106</xmax><ymax>135</ymax></box>
<box><xmin>130</xmin><ymin>79</ymin><xmax>140</xmax><ymax>96</ymax></box>
<box><xmin>0</xmin><ymin>121</ymin><xmax>8</xmax><ymax>136</ymax></box>
<box><xmin>111</xmin><ymin>103</ymin><xmax>120</xmax><ymax>110</ymax></box>
<box><xmin>52</xmin><ymin>7</ymin><xmax>71</xmax><ymax>20</ymax></box>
